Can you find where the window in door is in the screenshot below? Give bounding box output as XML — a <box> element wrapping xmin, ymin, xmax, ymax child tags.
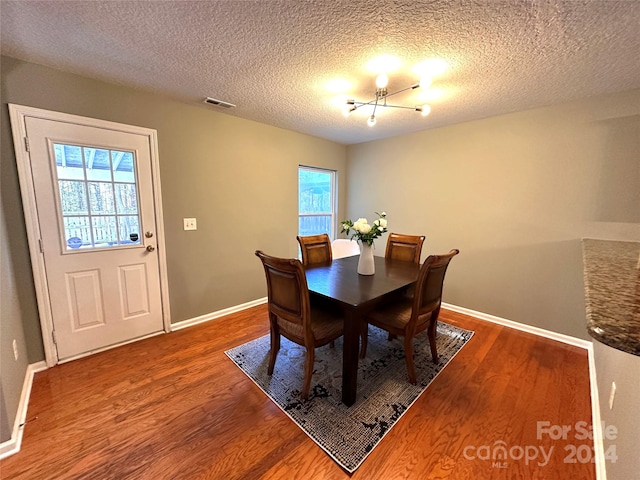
<box><xmin>298</xmin><ymin>166</ymin><xmax>336</xmax><ymax>238</ymax></box>
<box><xmin>53</xmin><ymin>143</ymin><xmax>142</xmax><ymax>251</ymax></box>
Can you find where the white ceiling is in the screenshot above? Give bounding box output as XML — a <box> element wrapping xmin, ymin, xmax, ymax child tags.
<box><xmin>2</xmin><ymin>0</ymin><xmax>640</xmax><ymax>145</ymax></box>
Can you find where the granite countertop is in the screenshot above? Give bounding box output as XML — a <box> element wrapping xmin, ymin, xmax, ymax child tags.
<box><xmin>582</xmin><ymin>239</ymin><xmax>640</xmax><ymax>356</ymax></box>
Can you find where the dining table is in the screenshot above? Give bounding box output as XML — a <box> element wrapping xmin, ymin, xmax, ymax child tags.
<box><xmin>305</xmin><ymin>254</ymin><xmax>421</xmax><ymax>406</ymax></box>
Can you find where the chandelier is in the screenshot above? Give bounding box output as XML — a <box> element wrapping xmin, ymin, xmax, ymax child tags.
<box><xmin>344</xmin><ymin>73</ymin><xmax>432</xmax><ymax>127</ymax></box>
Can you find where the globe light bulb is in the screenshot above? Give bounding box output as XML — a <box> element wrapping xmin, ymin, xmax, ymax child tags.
<box><xmin>375</xmin><ymin>73</ymin><xmax>389</xmax><ymax>89</ymax></box>
<box><xmin>421</xmin><ymin>104</ymin><xmax>431</xmax><ymax>116</ymax></box>
<box><xmin>367</xmin><ymin>115</ymin><xmax>377</xmax><ymax>127</ymax></box>
<box><xmin>419</xmin><ymin>77</ymin><xmax>432</xmax><ymax>89</ymax></box>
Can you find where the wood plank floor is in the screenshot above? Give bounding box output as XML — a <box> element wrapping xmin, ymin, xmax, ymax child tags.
<box><xmin>1</xmin><ymin>306</ymin><xmax>596</xmax><ymax>479</ymax></box>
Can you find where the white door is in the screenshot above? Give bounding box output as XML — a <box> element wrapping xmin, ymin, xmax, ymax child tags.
<box><xmin>23</xmin><ymin>115</ymin><xmax>165</xmax><ymax>361</ymax></box>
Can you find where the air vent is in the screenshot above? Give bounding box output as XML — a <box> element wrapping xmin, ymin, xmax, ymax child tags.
<box><xmin>204</xmin><ymin>97</ymin><xmax>236</xmax><ymax>109</ymax></box>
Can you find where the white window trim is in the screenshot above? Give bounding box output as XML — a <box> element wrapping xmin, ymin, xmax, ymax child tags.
<box><xmin>298</xmin><ymin>165</ymin><xmax>337</xmax><ymax>239</ymax></box>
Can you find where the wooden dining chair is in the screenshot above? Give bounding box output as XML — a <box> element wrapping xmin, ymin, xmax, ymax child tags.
<box><xmin>384</xmin><ymin>232</ymin><xmax>426</xmax><ymax>340</ymax></box>
<box><xmin>255</xmin><ymin>250</ymin><xmax>344</xmax><ymax>400</ymax></box>
<box><xmin>385</xmin><ymin>232</ymin><xmax>426</xmax><ymax>264</ymax></box>
<box><xmin>359</xmin><ymin>249</ymin><xmax>460</xmax><ymax>384</ymax></box>
<box><xmin>297</xmin><ymin>233</ymin><xmax>332</xmax><ymax>267</ymax></box>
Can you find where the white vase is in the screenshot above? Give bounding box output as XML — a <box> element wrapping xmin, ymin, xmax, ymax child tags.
<box><xmin>358</xmin><ymin>242</ymin><xmax>375</xmax><ymax>275</ymax></box>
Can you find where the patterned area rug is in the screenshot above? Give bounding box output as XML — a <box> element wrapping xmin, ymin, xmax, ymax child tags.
<box><xmin>225</xmin><ymin>322</ymin><xmax>473</xmax><ymax>473</ymax></box>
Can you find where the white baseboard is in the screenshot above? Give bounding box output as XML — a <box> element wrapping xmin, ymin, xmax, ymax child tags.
<box><xmin>0</xmin><ymin>361</ymin><xmax>47</xmax><ymax>460</ymax></box>
<box><xmin>587</xmin><ymin>342</ymin><xmax>607</xmax><ymax>480</ymax></box>
<box><xmin>171</xmin><ymin>297</ymin><xmax>267</xmax><ymax>331</ymax></box>
<box><xmin>442</xmin><ymin>302</ymin><xmax>592</xmax><ymax>349</ymax></box>
<box><xmin>442</xmin><ymin>302</ymin><xmax>605</xmax><ymax>479</ymax></box>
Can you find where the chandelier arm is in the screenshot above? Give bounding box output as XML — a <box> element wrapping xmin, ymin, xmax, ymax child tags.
<box><xmin>383</xmin><ymin>83</ymin><xmax>420</xmax><ymax>99</ymax></box>
<box><xmin>351</xmin><ymin>102</ymin><xmax>422</xmax><ymax>110</ymax></box>
<box><xmin>378</xmin><ymin>104</ymin><xmax>422</xmax><ymax>110</ymax></box>
<box><xmin>371</xmin><ymin>95</ymin><xmax>379</xmax><ymax>117</ymax></box>
<box><xmin>351</xmin><ymin>99</ymin><xmax>378</xmax><ymax>107</ymax></box>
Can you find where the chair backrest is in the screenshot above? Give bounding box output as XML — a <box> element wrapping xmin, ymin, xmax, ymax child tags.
<box><xmin>385</xmin><ymin>233</ymin><xmax>426</xmax><ymax>264</ymax></box>
<box><xmin>297</xmin><ymin>233</ymin><xmax>332</xmax><ymax>266</ymax></box>
<box><xmin>331</xmin><ymin>238</ymin><xmax>360</xmax><ymax>259</ymax></box>
<box><xmin>255</xmin><ymin>250</ymin><xmax>311</xmax><ymax>339</ymax></box>
<box><xmin>413</xmin><ymin>249</ymin><xmax>459</xmax><ymax>317</ymax></box>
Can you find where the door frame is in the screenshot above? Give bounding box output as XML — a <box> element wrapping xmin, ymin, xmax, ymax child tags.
<box><xmin>9</xmin><ymin>104</ymin><xmax>172</xmax><ymax>367</ymax></box>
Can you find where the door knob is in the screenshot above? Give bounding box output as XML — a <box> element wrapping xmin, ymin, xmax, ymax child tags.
<box><xmin>146</xmin><ymin>245</ymin><xmax>155</xmax><ymax>252</ymax></box>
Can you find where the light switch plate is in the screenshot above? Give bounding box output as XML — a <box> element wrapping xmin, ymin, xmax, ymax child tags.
<box><xmin>183</xmin><ymin>218</ymin><xmax>197</xmax><ymax>231</ymax></box>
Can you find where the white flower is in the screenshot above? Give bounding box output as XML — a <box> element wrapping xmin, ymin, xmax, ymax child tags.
<box><xmin>353</xmin><ymin>218</ymin><xmax>368</xmax><ymax>233</ymax></box>
<box><xmin>340</xmin><ymin>211</ymin><xmax>387</xmax><ymax>245</ymax></box>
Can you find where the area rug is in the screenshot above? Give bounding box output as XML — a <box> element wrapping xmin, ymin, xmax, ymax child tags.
<box><xmin>225</xmin><ymin>322</ymin><xmax>473</xmax><ymax>473</ymax></box>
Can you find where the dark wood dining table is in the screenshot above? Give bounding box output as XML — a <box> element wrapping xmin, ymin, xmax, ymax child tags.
<box><xmin>305</xmin><ymin>254</ymin><xmax>421</xmax><ymax>406</ymax></box>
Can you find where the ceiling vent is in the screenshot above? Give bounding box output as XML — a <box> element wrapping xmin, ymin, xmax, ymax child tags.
<box><xmin>204</xmin><ymin>97</ymin><xmax>236</xmax><ymax>109</ymax></box>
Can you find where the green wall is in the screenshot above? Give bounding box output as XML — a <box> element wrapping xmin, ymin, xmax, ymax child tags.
<box><xmin>0</xmin><ymin>55</ymin><xmax>347</xmax><ymax>441</ymax></box>
<box><xmin>346</xmin><ymin>89</ymin><xmax>640</xmax><ymax>339</ymax></box>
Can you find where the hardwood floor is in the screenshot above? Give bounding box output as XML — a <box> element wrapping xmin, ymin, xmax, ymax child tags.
<box><xmin>1</xmin><ymin>306</ymin><xmax>595</xmax><ymax>479</ymax></box>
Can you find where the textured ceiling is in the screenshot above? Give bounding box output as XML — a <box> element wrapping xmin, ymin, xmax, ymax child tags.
<box><xmin>2</xmin><ymin>0</ymin><xmax>640</xmax><ymax>145</ymax></box>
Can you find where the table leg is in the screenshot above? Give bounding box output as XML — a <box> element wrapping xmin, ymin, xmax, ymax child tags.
<box><xmin>342</xmin><ymin>308</ymin><xmax>359</xmax><ymax>406</ymax></box>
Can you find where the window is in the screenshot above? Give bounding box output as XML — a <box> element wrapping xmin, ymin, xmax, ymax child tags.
<box><xmin>53</xmin><ymin>143</ymin><xmax>142</xmax><ymax>251</ymax></box>
<box><xmin>298</xmin><ymin>166</ymin><xmax>336</xmax><ymax>238</ymax></box>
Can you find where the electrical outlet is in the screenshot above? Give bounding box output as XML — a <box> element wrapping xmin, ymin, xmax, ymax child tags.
<box><xmin>183</xmin><ymin>218</ymin><xmax>197</xmax><ymax>231</ymax></box>
<box><xmin>13</xmin><ymin>339</ymin><xmax>19</xmax><ymax>361</ymax></box>
<box><xmin>609</xmin><ymin>382</ymin><xmax>616</xmax><ymax>410</ymax></box>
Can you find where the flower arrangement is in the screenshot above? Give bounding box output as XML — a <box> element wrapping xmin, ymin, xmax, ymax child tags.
<box><xmin>340</xmin><ymin>212</ymin><xmax>388</xmax><ymax>246</ymax></box>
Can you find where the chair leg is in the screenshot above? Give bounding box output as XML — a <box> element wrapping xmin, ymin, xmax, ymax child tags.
<box><xmin>359</xmin><ymin>323</ymin><xmax>368</xmax><ymax>359</ymax></box>
<box><xmin>301</xmin><ymin>347</ymin><xmax>315</xmax><ymax>400</ymax></box>
<box><xmin>268</xmin><ymin>317</ymin><xmax>280</xmax><ymax>375</ymax></box>
<box><xmin>427</xmin><ymin>320</ymin><xmax>438</xmax><ymax>364</ymax></box>
<box><xmin>404</xmin><ymin>336</ymin><xmax>417</xmax><ymax>385</ymax></box>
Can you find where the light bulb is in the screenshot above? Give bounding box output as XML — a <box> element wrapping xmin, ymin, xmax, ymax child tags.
<box><xmin>421</xmin><ymin>104</ymin><xmax>431</xmax><ymax>117</ymax></box>
<box><xmin>418</xmin><ymin>77</ymin><xmax>432</xmax><ymax>89</ymax></box>
<box><xmin>375</xmin><ymin>73</ymin><xmax>389</xmax><ymax>89</ymax></box>
<box><xmin>367</xmin><ymin>115</ymin><xmax>377</xmax><ymax>127</ymax></box>
<box><xmin>342</xmin><ymin>100</ymin><xmax>357</xmax><ymax>117</ymax></box>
